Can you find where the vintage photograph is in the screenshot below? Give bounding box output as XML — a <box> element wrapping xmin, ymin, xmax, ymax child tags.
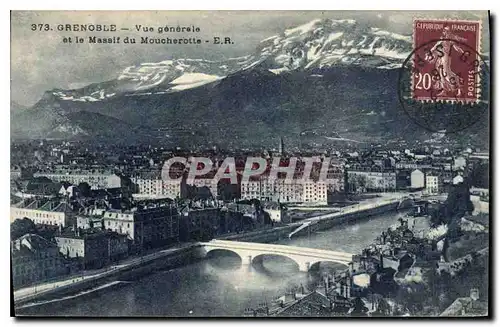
<box><xmin>10</xmin><ymin>10</ymin><xmax>490</xmax><ymax>317</ymax></box>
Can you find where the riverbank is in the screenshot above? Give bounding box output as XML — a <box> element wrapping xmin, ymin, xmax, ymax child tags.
<box><xmin>288</xmin><ymin>196</ymin><xmax>412</xmax><ymax>239</ymax></box>
<box><xmin>14</xmin><ymin>194</ymin><xmax>410</xmax><ymax>310</ymax></box>
<box><xmin>14</xmin><ymin>243</ymin><xmax>200</xmax><ymax>309</ymax></box>
<box><xmin>15</xmin><ymin>208</ymin><xmax>415</xmax><ymax>317</ymax></box>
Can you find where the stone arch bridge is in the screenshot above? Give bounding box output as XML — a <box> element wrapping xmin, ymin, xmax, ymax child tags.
<box><xmin>198</xmin><ymin>239</ymin><xmax>354</xmax><ymax>272</ymax></box>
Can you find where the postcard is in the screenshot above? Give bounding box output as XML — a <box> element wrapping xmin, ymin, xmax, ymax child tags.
<box><xmin>10</xmin><ymin>10</ymin><xmax>490</xmax><ymax>318</ymax></box>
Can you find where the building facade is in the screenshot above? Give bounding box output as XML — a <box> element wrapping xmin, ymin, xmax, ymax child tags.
<box><xmin>425</xmin><ymin>174</ymin><xmax>441</xmax><ymax>194</ymax></box>
<box><xmin>34</xmin><ymin>169</ymin><xmax>122</xmax><ymax>190</ymax></box>
<box><xmin>102</xmin><ymin>203</ymin><xmax>180</xmax><ymax>249</ymax></box>
<box><xmin>179</xmin><ymin>207</ymin><xmax>220</xmax><ymax>241</ymax></box>
<box><xmin>55</xmin><ymin>230</ymin><xmax>129</xmax><ymax>269</ymax></box>
<box><xmin>131</xmin><ymin>171</ymin><xmax>185</xmax><ymax>199</ymax></box>
<box><xmin>10</xmin><ymin>199</ymin><xmax>75</xmax><ymax>227</ymax></box>
<box><xmin>11</xmin><ymin>234</ymin><xmax>68</xmax><ymax>288</ymax></box>
<box><xmin>240</xmin><ymin>177</ymin><xmax>328</xmax><ymax>204</ymax></box>
<box><xmin>410</xmin><ymin>169</ymin><xmax>425</xmax><ymax>189</ymax></box>
<box><xmin>346</xmin><ymin>169</ymin><xmax>397</xmax><ymax>193</ymax></box>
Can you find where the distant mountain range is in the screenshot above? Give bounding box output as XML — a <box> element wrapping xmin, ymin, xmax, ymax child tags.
<box><xmin>11</xmin><ymin>19</ymin><xmax>488</xmax><ymax>148</ymax></box>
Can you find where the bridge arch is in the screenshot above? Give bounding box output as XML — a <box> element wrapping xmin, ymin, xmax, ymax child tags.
<box><xmin>205</xmin><ymin>248</ymin><xmax>243</xmax><ymax>269</ymax></box>
<box><xmin>205</xmin><ymin>248</ymin><xmax>242</xmax><ymax>260</ymax></box>
<box><xmin>251</xmin><ymin>253</ymin><xmax>300</xmax><ymax>273</ymax></box>
<box><xmin>199</xmin><ymin>240</ymin><xmax>354</xmax><ymax>273</ymax></box>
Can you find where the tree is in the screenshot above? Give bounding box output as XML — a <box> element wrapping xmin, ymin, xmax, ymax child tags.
<box><xmin>11</xmin><ymin>218</ymin><xmax>36</xmax><ymax>240</ymax></box>
<box><xmin>444</xmin><ymin>182</ymin><xmax>474</xmax><ymax>223</ymax></box>
<box><xmin>350</xmin><ymin>297</ymin><xmax>368</xmax><ymax>316</ymax></box>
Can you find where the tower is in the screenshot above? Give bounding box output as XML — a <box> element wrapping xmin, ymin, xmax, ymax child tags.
<box><xmin>279</xmin><ymin>136</ymin><xmax>285</xmax><ymax>155</ymax></box>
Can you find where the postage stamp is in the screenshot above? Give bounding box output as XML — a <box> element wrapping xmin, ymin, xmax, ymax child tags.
<box><xmin>398</xmin><ymin>18</ymin><xmax>488</xmax><ymax>133</ymax></box>
<box><xmin>411</xmin><ymin>19</ymin><xmax>482</xmax><ymax>103</ymax></box>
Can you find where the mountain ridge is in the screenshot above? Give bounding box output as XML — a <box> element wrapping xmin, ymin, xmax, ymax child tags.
<box><xmin>11</xmin><ymin>18</ymin><xmax>487</xmax><ymax>148</ymax></box>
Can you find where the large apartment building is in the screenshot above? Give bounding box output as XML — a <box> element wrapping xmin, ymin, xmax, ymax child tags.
<box><xmin>131</xmin><ymin>177</ymin><xmax>186</xmax><ymax>199</ymax></box>
<box><xmin>55</xmin><ymin>230</ymin><xmax>129</xmax><ymax>269</ymax></box>
<box><xmin>102</xmin><ymin>203</ymin><xmax>180</xmax><ymax>249</ymax></box>
<box><xmin>34</xmin><ymin>168</ymin><xmax>122</xmax><ymax>190</ymax></box>
<box><xmin>240</xmin><ymin>177</ymin><xmax>328</xmax><ymax>205</ymax></box>
<box><xmin>11</xmin><ymin>234</ymin><xmax>68</xmax><ymax>288</ymax></box>
<box><xmin>425</xmin><ymin>174</ymin><xmax>442</xmax><ymax>195</ymax></box>
<box><xmin>10</xmin><ymin>198</ymin><xmax>75</xmax><ymax>227</ymax></box>
<box><xmin>131</xmin><ymin>169</ymin><xmax>220</xmax><ymax>199</ymax></box>
<box><xmin>346</xmin><ymin>168</ymin><xmax>397</xmax><ymax>193</ymax></box>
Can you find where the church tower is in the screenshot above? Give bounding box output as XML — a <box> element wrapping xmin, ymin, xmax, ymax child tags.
<box><xmin>279</xmin><ymin>136</ymin><xmax>285</xmax><ymax>155</ymax></box>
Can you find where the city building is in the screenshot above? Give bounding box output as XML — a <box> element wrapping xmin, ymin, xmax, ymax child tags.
<box><xmin>440</xmin><ymin>289</ymin><xmax>487</xmax><ymax>316</ymax></box>
<box><xmin>262</xmin><ymin>202</ymin><xmax>290</xmax><ymax>223</ymax></box>
<box><xmin>14</xmin><ymin>178</ymin><xmax>63</xmax><ymax>198</ymax></box>
<box><xmin>11</xmin><ymin>234</ymin><xmax>68</xmax><ymax>288</ymax></box>
<box><xmin>273</xmin><ymin>179</ymin><xmax>306</xmax><ymax>203</ymax></box>
<box><xmin>322</xmin><ymin>158</ymin><xmax>345</xmax><ymax>193</ymax></box>
<box><xmin>410</xmin><ymin>169</ymin><xmax>425</xmax><ymax>189</ymax></box>
<box><xmin>302</xmin><ymin>181</ymin><xmax>328</xmax><ymax>204</ymax></box>
<box><xmin>10</xmin><ymin>198</ymin><xmax>76</xmax><ymax>227</ymax></box>
<box><xmin>240</xmin><ymin>178</ymin><xmax>274</xmax><ymax>201</ymax></box>
<box><xmin>102</xmin><ymin>202</ymin><xmax>180</xmax><ymax>249</ymax></box>
<box><xmin>189</xmin><ymin>178</ymin><xmax>219</xmax><ymax>199</ymax></box>
<box><xmin>55</xmin><ymin>229</ymin><xmax>129</xmax><ymax>269</ymax></box>
<box><xmin>453</xmin><ymin>156</ymin><xmax>467</xmax><ymax>171</ymax></box>
<box><xmin>346</xmin><ymin>168</ymin><xmax>396</xmax><ymax>193</ymax></box>
<box><xmin>11</xmin><ymin>165</ymin><xmax>22</xmax><ymax>180</ymax></box>
<box><xmin>163</xmin><ymin>179</ymin><xmax>185</xmax><ymax>199</ymax></box>
<box><xmin>395</xmin><ymin>170</ymin><xmax>411</xmax><ymax>190</ymax></box>
<box><xmin>34</xmin><ymin>168</ymin><xmax>123</xmax><ymax>190</ymax></box>
<box><xmin>425</xmin><ymin>174</ymin><xmax>441</xmax><ymax>195</ymax></box>
<box><xmin>131</xmin><ymin>168</ymin><xmax>188</xmax><ymax>199</ymax></box>
<box><xmin>76</xmin><ymin>210</ymin><xmax>105</xmax><ymax>229</ymax></box>
<box><xmin>274</xmin><ymin>291</ymin><xmax>334</xmax><ymax>317</ymax></box>
<box><xmin>470</xmin><ymin>188</ymin><xmax>489</xmax><ymax>214</ymax></box>
<box><xmin>240</xmin><ymin>177</ymin><xmax>328</xmax><ymax>204</ymax></box>
<box><xmin>395</xmin><ymin>162</ymin><xmax>432</xmax><ymax>170</ymax></box>
<box><xmin>179</xmin><ymin>207</ymin><xmax>220</xmax><ymax>241</ymax></box>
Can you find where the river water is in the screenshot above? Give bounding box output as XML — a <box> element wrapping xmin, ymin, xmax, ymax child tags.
<box><xmin>18</xmin><ymin>211</ymin><xmax>429</xmax><ymax>317</ymax></box>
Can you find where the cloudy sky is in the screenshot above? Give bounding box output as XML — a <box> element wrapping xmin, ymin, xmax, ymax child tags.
<box><xmin>11</xmin><ymin>10</ymin><xmax>488</xmax><ymax>106</ymax></box>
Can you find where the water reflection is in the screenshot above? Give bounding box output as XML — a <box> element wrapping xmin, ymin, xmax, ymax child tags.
<box><xmin>17</xmin><ymin>212</ymin><xmax>429</xmax><ymax>317</ymax></box>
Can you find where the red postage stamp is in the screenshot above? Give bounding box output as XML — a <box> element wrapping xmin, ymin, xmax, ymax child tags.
<box><xmin>412</xmin><ymin>19</ymin><xmax>482</xmax><ymax>103</ymax></box>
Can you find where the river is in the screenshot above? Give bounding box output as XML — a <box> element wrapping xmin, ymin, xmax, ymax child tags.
<box><xmin>17</xmin><ymin>211</ymin><xmax>430</xmax><ymax>317</ymax></box>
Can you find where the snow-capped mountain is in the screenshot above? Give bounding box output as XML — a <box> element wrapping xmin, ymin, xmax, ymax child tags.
<box><xmin>258</xmin><ymin>19</ymin><xmax>412</xmax><ymax>72</ymax></box>
<box><xmin>43</xmin><ymin>19</ymin><xmax>412</xmax><ymax>103</ymax></box>
<box><xmin>14</xmin><ymin>18</ymin><xmax>487</xmax><ymax>147</ymax></box>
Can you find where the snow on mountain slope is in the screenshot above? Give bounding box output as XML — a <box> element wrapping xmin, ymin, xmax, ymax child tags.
<box><xmin>46</xmin><ymin>18</ymin><xmax>412</xmax><ymax>103</ymax></box>
<box><xmin>258</xmin><ymin>19</ymin><xmax>412</xmax><ymax>72</ymax></box>
<box><xmin>170</xmin><ymin>73</ymin><xmax>223</xmax><ymax>91</ymax></box>
<box><xmin>52</xmin><ymin>123</ymin><xmax>89</xmax><ymax>136</ymax></box>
